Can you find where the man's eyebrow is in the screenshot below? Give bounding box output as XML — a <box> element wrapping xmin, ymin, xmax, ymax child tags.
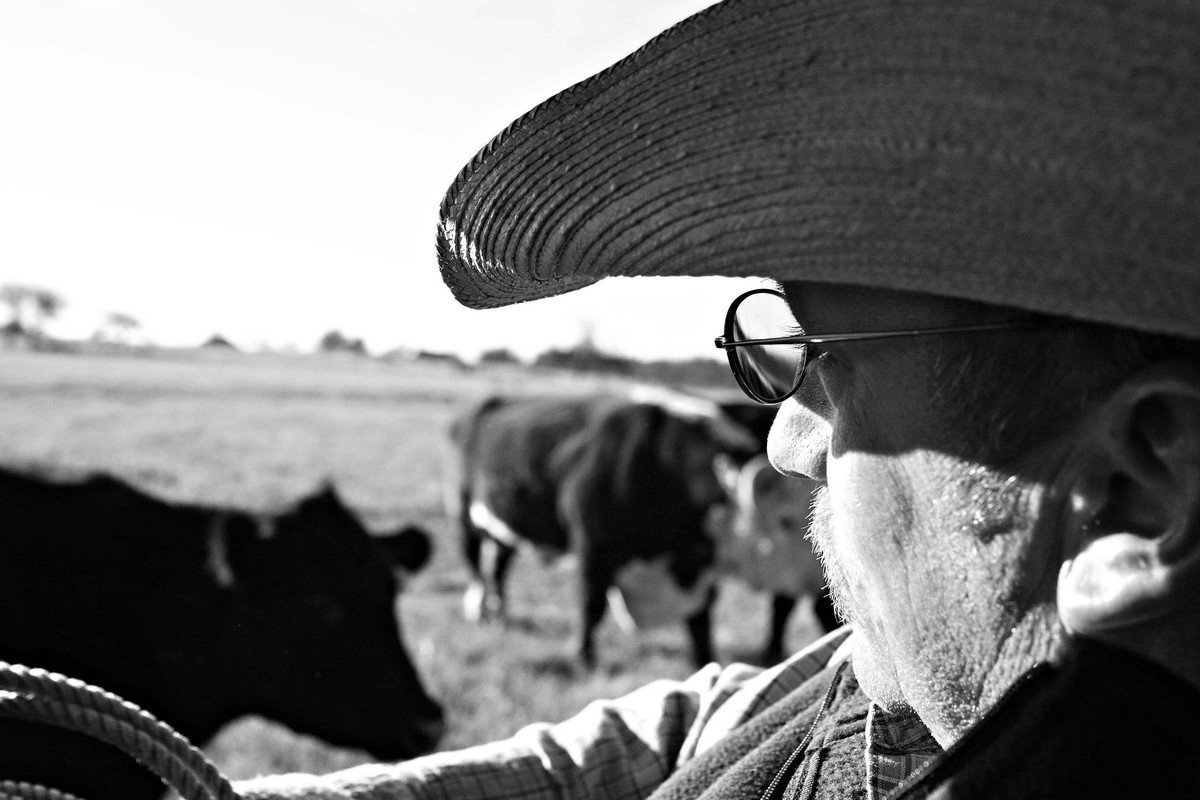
<box><xmin>777</xmin><ymin>283</ymin><xmax>807</xmax><ymax>322</ymax></box>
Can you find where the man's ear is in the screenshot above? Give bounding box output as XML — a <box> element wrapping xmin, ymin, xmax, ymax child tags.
<box><xmin>1057</xmin><ymin>361</ymin><xmax>1200</xmax><ymax>643</ymax></box>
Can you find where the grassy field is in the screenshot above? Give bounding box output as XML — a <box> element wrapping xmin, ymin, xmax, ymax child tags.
<box><xmin>0</xmin><ymin>347</ymin><xmax>826</xmax><ymax>780</ymax></box>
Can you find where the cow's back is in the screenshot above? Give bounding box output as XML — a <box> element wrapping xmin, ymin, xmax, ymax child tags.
<box><xmin>451</xmin><ymin>395</ymin><xmax>619</xmax><ymax>550</ymax></box>
<box><xmin>0</xmin><ymin>468</ymin><xmax>223</xmax><ymax>798</ymax></box>
<box><xmin>556</xmin><ymin>402</ymin><xmax>721</xmax><ymax>581</ymax></box>
<box><xmin>0</xmin><ymin>470</ymin><xmax>211</xmax><ymax>682</ymax></box>
<box><xmin>0</xmin><ymin>468</ymin><xmax>445</xmax><ymax>798</ymax></box>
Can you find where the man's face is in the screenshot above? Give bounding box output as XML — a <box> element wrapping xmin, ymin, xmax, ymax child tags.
<box><xmin>768</xmin><ymin>281</ymin><xmax>1063</xmax><ymax>744</ymax></box>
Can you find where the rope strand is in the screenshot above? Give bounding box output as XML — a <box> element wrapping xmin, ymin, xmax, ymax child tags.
<box><xmin>0</xmin><ymin>663</ymin><xmax>238</xmax><ymax>800</ymax></box>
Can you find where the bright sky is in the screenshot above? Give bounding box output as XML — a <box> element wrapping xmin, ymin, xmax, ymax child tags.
<box><xmin>0</xmin><ymin>0</ymin><xmax>766</xmax><ymax>361</ymax></box>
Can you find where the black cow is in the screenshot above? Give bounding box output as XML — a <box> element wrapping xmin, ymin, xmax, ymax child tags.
<box><xmin>0</xmin><ymin>468</ymin><xmax>443</xmax><ymax>800</ymax></box>
<box><xmin>446</xmin><ymin>394</ymin><xmax>761</xmax><ymax>667</ymax></box>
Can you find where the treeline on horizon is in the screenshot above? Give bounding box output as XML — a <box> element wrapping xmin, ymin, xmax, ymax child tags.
<box><xmin>319</xmin><ymin>336</ymin><xmax>732</xmax><ymax>389</ymax></box>
<box><xmin>1</xmin><ymin>283</ymin><xmax>729</xmax><ymax>388</ymax></box>
<box><xmin>0</xmin><ymin>285</ymin><xmax>732</xmax><ymax>390</ymax></box>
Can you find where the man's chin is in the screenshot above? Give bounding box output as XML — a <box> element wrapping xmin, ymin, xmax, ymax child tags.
<box><xmin>851</xmin><ymin>631</ymin><xmax>912</xmax><ymax>714</ymax></box>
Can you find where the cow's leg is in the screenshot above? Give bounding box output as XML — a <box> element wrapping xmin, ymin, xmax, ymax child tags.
<box><xmin>474</xmin><ymin>536</ymin><xmax>515</xmax><ymax>623</ymax></box>
<box><xmin>813</xmin><ymin>586</ymin><xmax>839</xmax><ymax>633</ymax></box>
<box><xmin>461</xmin><ymin>551</ymin><xmax>488</xmax><ymax>623</ymax></box>
<box><xmin>577</xmin><ymin>552</ymin><xmax>614</xmax><ymax>668</ymax></box>
<box><xmin>461</xmin><ymin>497</ymin><xmax>524</xmax><ymax>624</ymax></box>
<box><xmin>462</xmin><ymin>532</ymin><xmax>515</xmax><ymax>624</ymax></box>
<box><xmin>764</xmin><ymin>593</ymin><xmax>799</xmax><ymax>665</ymax></box>
<box><xmin>683</xmin><ymin>584</ymin><xmax>717</xmax><ymax>667</ymax></box>
<box><xmin>488</xmin><ymin>537</ymin><xmax>517</xmax><ymax>622</ymax></box>
<box><xmin>459</xmin><ymin>493</ymin><xmax>491</xmax><ymax>622</ymax></box>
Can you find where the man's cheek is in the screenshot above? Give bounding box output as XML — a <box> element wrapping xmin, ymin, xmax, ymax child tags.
<box><xmin>828</xmin><ymin>453</ymin><xmax>915</xmax><ymax>549</ymax></box>
<box><xmin>828</xmin><ymin>455</ymin><xmax>923</xmax><ymax>609</ymax></box>
<box><xmin>809</xmin><ymin>491</ymin><xmax>869</xmax><ymax>625</ymax></box>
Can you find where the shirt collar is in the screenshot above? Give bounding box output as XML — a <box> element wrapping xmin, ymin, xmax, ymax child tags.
<box><xmin>865</xmin><ymin>702</ymin><xmax>942</xmax><ymax>800</ymax></box>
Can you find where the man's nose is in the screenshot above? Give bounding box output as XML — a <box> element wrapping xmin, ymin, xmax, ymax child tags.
<box><xmin>767</xmin><ymin>381</ymin><xmax>831</xmax><ymax>482</ymax></box>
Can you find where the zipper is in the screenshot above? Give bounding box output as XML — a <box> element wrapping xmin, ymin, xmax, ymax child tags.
<box><xmin>887</xmin><ymin>663</ymin><xmax>1052</xmax><ymax>799</ymax></box>
<box><xmin>759</xmin><ymin>659</ymin><xmax>850</xmax><ymax>800</ymax></box>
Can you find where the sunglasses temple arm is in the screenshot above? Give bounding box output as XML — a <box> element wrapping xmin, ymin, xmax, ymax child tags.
<box><xmin>716</xmin><ymin>321</ymin><xmax>1051</xmax><ymax>349</ymax></box>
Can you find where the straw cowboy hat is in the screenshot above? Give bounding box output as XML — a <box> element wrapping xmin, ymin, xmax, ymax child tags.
<box><xmin>436</xmin><ymin>0</ymin><xmax>1200</xmax><ymax>339</ymax></box>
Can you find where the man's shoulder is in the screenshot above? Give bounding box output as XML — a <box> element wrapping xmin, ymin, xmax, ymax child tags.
<box><xmin>689</xmin><ymin>626</ymin><xmax>854</xmax><ymax>757</ymax></box>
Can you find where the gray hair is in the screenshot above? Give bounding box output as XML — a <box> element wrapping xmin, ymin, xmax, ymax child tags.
<box><xmin>927</xmin><ymin>317</ymin><xmax>1200</xmax><ymax>466</ymax></box>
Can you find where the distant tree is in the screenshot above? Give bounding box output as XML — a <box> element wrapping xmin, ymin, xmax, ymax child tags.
<box><xmin>202</xmin><ymin>333</ymin><xmax>237</xmax><ymax>350</ymax></box>
<box><xmin>416</xmin><ymin>350</ymin><xmax>468</xmax><ymax>370</ymax></box>
<box><xmin>632</xmin><ymin>357</ymin><xmax>731</xmax><ymax>388</ymax></box>
<box><xmin>0</xmin><ymin>285</ymin><xmax>23</xmax><ymax>328</ymax></box>
<box><xmin>94</xmin><ymin>312</ymin><xmax>142</xmax><ymax>345</ymax></box>
<box><xmin>533</xmin><ymin>344</ymin><xmax>635</xmax><ymax>375</ymax></box>
<box><xmin>319</xmin><ymin>329</ymin><xmax>348</xmax><ymax>351</ymax></box>
<box><xmin>0</xmin><ymin>319</ymin><xmax>24</xmax><ymax>345</ymax></box>
<box><xmin>107</xmin><ymin>312</ymin><xmax>139</xmax><ymax>330</ymax></box>
<box><xmin>478</xmin><ymin>347</ymin><xmax>521</xmax><ymax>365</ymax></box>
<box><xmin>0</xmin><ymin>284</ymin><xmax>65</xmax><ymax>340</ymax></box>
<box><xmin>318</xmin><ymin>329</ymin><xmax>366</xmax><ymax>355</ymax></box>
<box><xmin>33</xmin><ymin>289</ymin><xmax>64</xmax><ymax>331</ymax></box>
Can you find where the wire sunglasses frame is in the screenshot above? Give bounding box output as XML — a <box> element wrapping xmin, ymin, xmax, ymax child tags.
<box><xmin>714</xmin><ymin>287</ymin><xmax>1063</xmax><ymax>405</ymax></box>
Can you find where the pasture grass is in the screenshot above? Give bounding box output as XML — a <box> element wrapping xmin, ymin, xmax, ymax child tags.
<box><xmin>0</xmin><ymin>347</ymin><xmax>826</xmax><ymax>779</ymax></box>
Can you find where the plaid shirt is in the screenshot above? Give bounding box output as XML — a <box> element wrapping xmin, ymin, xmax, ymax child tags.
<box><xmin>866</xmin><ymin>702</ymin><xmax>942</xmax><ymax>798</ymax></box>
<box><xmin>238</xmin><ymin>627</ymin><xmax>941</xmax><ymax>800</ymax></box>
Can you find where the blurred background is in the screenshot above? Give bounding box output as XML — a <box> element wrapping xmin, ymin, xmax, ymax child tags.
<box><xmin>0</xmin><ymin>0</ymin><xmax>826</xmax><ymax>781</ymax></box>
<box><xmin>1</xmin><ymin>0</ymin><xmax>760</xmax><ymax>361</ymax></box>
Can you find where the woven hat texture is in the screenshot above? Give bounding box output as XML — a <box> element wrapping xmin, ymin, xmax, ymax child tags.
<box><xmin>437</xmin><ymin>0</ymin><xmax>1200</xmax><ymax>339</ymax></box>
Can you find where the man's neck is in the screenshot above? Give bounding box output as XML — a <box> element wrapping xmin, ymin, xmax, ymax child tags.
<box><xmin>969</xmin><ymin>608</ymin><xmax>1067</xmax><ymax>744</ymax></box>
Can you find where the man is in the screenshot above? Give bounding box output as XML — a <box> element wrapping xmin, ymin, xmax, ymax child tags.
<box><xmin>239</xmin><ymin>0</ymin><xmax>1200</xmax><ymax>797</ymax></box>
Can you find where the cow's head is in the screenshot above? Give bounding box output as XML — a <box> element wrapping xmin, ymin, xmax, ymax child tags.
<box><xmin>207</xmin><ymin>486</ymin><xmax>443</xmax><ymax>760</ymax></box>
<box><xmin>709</xmin><ymin>453</ymin><xmax>826</xmax><ymax>596</ymax></box>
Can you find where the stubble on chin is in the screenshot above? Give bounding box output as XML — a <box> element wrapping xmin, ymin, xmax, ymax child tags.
<box><xmin>808</xmin><ymin>483</ymin><xmax>912</xmax><ymax>712</ymax></box>
<box><xmin>807</xmin><ymin>485</ymin><xmax>854</xmax><ymax>625</ymax></box>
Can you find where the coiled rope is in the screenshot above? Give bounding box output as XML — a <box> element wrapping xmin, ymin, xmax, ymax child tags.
<box><xmin>0</xmin><ymin>663</ymin><xmax>238</xmax><ymax>800</ymax></box>
<box><xmin>0</xmin><ymin>782</ymin><xmax>84</xmax><ymax>800</ymax></box>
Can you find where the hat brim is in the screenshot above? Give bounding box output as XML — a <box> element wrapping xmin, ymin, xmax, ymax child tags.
<box><xmin>437</xmin><ymin>0</ymin><xmax>1200</xmax><ymax>340</ymax></box>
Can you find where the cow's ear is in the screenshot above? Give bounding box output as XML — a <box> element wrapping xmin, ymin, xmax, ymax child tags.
<box><xmin>713</xmin><ymin>453</ymin><xmax>741</xmax><ymax>501</ymax></box>
<box><xmin>377</xmin><ymin>525</ymin><xmax>434</xmax><ymax>573</ymax></box>
<box><xmin>205</xmin><ymin>513</ymin><xmax>237</xmax><ymax>589</ymax></box>
<box><xmin>206</xmin><ymin>512</ymin><xmax>270</xmax><ymax>590</ymax></box>
<box><xmin>314</xmin><ymin>480</ymin><xmax>342</xmax><ymax>506</ymax></box>
<box><xmin>295</xmin><ymin>481</ymin><xmax>348</xmax><ymax>524</ymax></box>
<box><xmin>218</xmin><ymin>513</ymin><xmax>276</xmax><ymax>587</ymax></box>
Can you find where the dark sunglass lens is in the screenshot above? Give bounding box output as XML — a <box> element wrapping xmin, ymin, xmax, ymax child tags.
<box><xmin>730</xmin><ymin>291</ymin><xmax>806</xmax><ymax>402</ymax></box>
